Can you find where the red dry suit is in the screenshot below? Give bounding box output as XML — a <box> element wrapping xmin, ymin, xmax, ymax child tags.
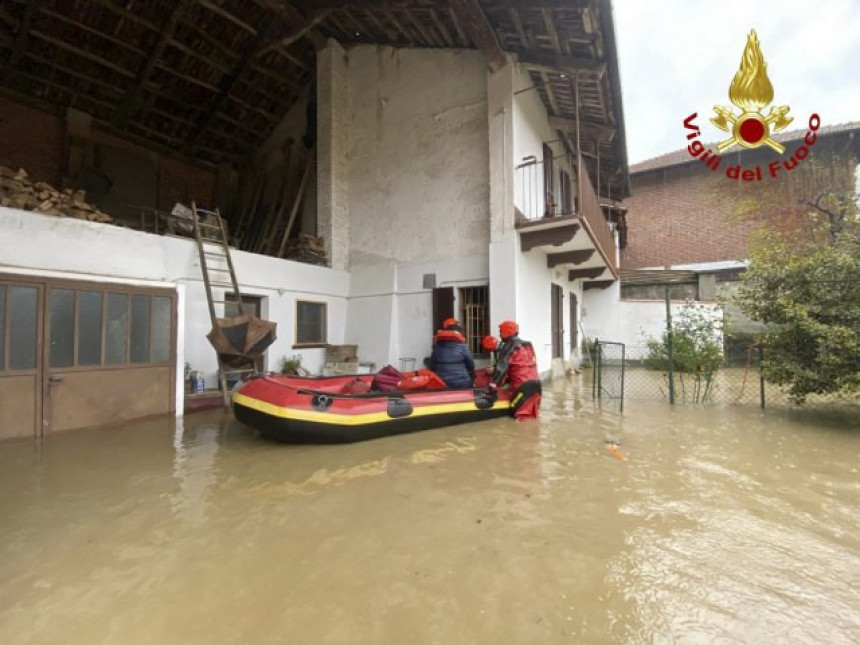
<box><xmin>493</xmin><ymin>336</ymin><xmax>541</xmax><ymax>420</ymax></box>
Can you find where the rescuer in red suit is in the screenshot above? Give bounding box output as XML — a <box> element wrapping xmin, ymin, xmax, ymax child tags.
<box><xmin>492</xmin><ymin>320</ymin><xmax>541</xmax><ymax>420</ymax></box>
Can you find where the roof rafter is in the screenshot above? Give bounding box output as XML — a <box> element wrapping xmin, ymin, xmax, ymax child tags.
<box><xmin>113</xmin><ymin>0</ymin><xmax>194</xmax><ymax>129</ymax></box>
<box><xmin>189</xmin><ymin>18</ymin><xmax>280</xmax><ymax>146</ymax></box>
<box><xmin>449</xmin><ymin>0</ymin><xmax>507</xmax><ymax>72</ymax></box>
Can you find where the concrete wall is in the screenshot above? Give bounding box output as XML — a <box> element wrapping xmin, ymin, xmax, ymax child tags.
<box><xmin>0</xmin><ymin>208</ymin><xmax>349</xmax><ymax>413</ymax></box>
<box><xmin>581</xmin><ymin>281</ymin><xmax>722</xmax><ymax>358</ymax></box>
<box><xmin>345</xmin><ymin>45</ymin><xmax>490</xmax><ymax>265</ymax></box>
<box><xmin>329</xmin><ymin>45</ymin><xmax>491</xmax><ymax>368</ymax></box>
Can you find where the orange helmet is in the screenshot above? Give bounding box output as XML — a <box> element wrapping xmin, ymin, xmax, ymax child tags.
<box><xmin>442</xmin><ymin>317</ymin><xmax>459</xmax><ymax>329</ymax></box>
<box><xmin>499</xmin><ymin>320</ymin><xmax>519</xmax><ymax>340</ymax></box>
<box><xmin>482</xmin><ymin>335</ymin><xmax>499</xmax><ymax>351</ymax></box>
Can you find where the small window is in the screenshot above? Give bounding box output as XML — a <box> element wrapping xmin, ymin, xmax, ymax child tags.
<box><xmin>296</xmin><ymin>301</ymin><xmax>327</xmax><ymax>346</ymax></box>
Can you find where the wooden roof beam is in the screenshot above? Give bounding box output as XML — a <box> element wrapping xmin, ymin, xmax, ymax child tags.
<box><xmin>484</xmin><ymin>1</ymin><xmax>591</xmax><ymax>8</ymax></box>
<box><xmin>113</xmin><ymin>0</ymin><xmax>193</xmax><ymax>129</ymax></box>
<box><xmin>189</xmin><ymin>19</ymin><xmax>279</xmax><ymax>146</ymax></box>
<box><xmin>518</xmin><ymin>52</ymin><xmax>605</xmax><ymax>76</ymax></box>
<box><xmin>449</xmin><ymin>0</ymin><xmax>507</xmax><ymax>72</ymax></box>
<box><xmin>549</xmin><ymin>115</ymin><xmax>615</xmax><ymax>141</ymax></box>
<box><xmin>267</xmin><ymin>1</ymin><xmax>327</xmax><ymax>49</ymax></box>
<box><xmin>256</xmin><ymin>10</ymin><xmax>331</xmax><ymax>57</ymax></box>
<box><xmin>2</xmin><ymin>0</ymin><xmax>44</xmax><ymax>80</ymax></box>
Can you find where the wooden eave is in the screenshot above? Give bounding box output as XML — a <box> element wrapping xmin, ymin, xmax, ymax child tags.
<box><xmin>0</xmin><ymin>0</ymin><xmax>629</xmax><ymax>188</ymax></box>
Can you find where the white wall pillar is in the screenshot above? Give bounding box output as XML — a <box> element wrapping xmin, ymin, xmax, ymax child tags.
<box><xmin>317</xmin><ymin>39</ymin><xmax>349</xmax><ymax>270</ymax></box>
<box><xmin>487</xmin><ymin>62</ymin><xmax>517</xmax><ymax>330</ymax></box>
<box><xmin>487</xmin><ymin>62</ymin><xmax>515</xmax><ymax>241</ymax></box>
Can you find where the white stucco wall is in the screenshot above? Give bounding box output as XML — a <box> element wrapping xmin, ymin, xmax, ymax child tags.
<box><xmin>0</xmin><ymin>208</ymin><xmax>349</xmax><ymax>413</ymax></box>
<box><xmin>582</xmin><ymin>282</ymin><xmax>723</xmax><ymax>359</ymax></box>
<box><xmin>345</xmin><ymin>45</ymin><xmax>490</xmax><ymax>265</ymax></box>
<box><xmin>516</xmin><ymin>247</ymin><xmax>583</xmax><ymax>375</ymax></box>
<box><xmin>334</xmin><ymin>45</ymin><xmax>492</xmax><ymax>368</ymax></box>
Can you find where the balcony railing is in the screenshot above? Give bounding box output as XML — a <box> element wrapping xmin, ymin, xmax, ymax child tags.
<box><xmin>576</xmin><ymin>153</ymin><xmax>617</xmax><ymax>274</ymax></box>
<box><xmin>515</xmin><ymin>154</ymin><xmax>577</xmax><ymax>220</ymax></box>
<box><xmin>514</xmin><ymin>152</ymin><xmax>617</xmax><ymax>274</ymax></box>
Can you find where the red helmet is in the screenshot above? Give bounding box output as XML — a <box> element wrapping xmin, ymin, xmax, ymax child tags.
<box><xmin>482</xmin><ymin>335</ymin><xmax>499</xmax><ymax>351</ymax></box>
<box><xmin>442</xmin><ymin>317</ymin><xmax>459</xmax><ymax>329</ymax></box>
<box><xmin>499</xmin><ymin>320</ymin><xmax>519</xmax><ymax>340</ymax></box>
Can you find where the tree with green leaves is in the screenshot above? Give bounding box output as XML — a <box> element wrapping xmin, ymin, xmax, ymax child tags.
<box><xmin>734</xmin><ymin>230</ymin><xmax>860</xmax><ymax>403</ymax></box>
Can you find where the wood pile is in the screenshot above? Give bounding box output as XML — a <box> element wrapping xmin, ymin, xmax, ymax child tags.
<box><xmin>0</xmin><ymin>166</ymin><xmax>112</xmax><ymax>222</ymax></box>
<box><xmin>284</xmin><ymin>233</ymin><xmax>327</xmax><ymax>266</ymax></box>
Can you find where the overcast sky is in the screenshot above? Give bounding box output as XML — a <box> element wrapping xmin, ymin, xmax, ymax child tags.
<box><xmin>612</xmin><ymin>0</ymin><xmax>860</xmax><ymax>164</ymax></box>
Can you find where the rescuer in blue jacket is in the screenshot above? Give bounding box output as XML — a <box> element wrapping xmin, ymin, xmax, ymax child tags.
<box><xmin>428</xmin><ymin>318</ymin><xmax>475</xmax><ymax>389</ymax></box>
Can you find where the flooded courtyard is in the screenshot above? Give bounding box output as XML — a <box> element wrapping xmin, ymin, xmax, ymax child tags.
<box><xmin>1</xmin><ymin>379</ymin><xmax>858</xmax><ymax>644</ymax></box>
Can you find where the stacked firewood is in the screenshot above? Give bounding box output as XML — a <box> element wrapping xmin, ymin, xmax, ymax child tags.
<box><xmin>0</xmin><ymin>166</ymin><xmax>112</xmax><ymax>222</ymax></box>
<box><xmin>284</xmin><ymin>233</ymin><xmax>327</xmax><ymax>265</ymax></box>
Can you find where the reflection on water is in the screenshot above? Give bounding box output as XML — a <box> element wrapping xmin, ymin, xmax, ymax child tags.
<box><xmin>0</xmin><ymin>377</ymin><xmax>858</xmax><ymax>644</ymax></box>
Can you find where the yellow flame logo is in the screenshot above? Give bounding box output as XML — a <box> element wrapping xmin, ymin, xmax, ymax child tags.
<box><xmin>728</xmin><ymin>30</ymin><xmax>773</xmax><ymax>111</ymax></box>
<box><xmin>710</xmin><ymin>30</ymin><xmax>792</xmax><ymax>154</ymax></box>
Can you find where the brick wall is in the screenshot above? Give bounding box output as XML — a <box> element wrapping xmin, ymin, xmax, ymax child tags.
<box><xmin>622</xmin><ymin>164</ymin><xmax>757</xmax><ymax>268</ymax></box>
<box><xmin>0</xmin><ymin>96</ymin><xmax>215</xmax><ymax>211</ymax></box>
<box><xmin>622</xmin><ymin>134</ymin><xmax>859</xmax><ymax>269</ymax></box>
<box><xmin>0</xmin><ymin>95</ymin><xmax>65</xmax><ymax>184</ymax></box>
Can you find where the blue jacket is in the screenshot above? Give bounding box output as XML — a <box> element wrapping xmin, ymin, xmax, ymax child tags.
<box><xmin>429</xmin><ymin>340</ymin><xmax>475</xmax><ymax>389</ymax></box>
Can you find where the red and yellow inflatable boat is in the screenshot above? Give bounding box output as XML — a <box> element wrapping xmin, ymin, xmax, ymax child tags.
<box><xmin>232</xmin><ymin>374</ymin><xmax>512</xmax><ymax>443</ymax></box>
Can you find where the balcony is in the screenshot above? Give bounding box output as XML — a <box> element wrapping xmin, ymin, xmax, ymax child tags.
<box><xmin>514</xmin><ymin>153</ymin><xmax>618</xmax><ymax>284</ymax></box>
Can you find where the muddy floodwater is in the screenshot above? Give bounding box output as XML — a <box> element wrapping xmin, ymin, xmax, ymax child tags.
<box><xmin>1</xmin><ymin>380</ymin><xmax>858</xmax><ymax>644</ymax></box>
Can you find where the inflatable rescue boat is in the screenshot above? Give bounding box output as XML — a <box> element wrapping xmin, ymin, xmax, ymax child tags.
<box><xmin>232</xmin><ymin>373</ymin><xmax>511</xmax><ymax>443</ymax></box>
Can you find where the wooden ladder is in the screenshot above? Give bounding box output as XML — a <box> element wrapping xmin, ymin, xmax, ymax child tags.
<box><xmin>191</xmin><ymin>202</ymin><xmax>250</xmax><ymax>405</ymax></box>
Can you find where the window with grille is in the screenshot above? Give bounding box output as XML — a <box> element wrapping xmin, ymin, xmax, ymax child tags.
<box><xmin>295</xmin><ymin>300</ymin><xmax>327</xmax><ymax>346</ymax></box>
<box><xmin>459</xmin><ymin>286</ymin><xmax>489</xmax><ymax>356</ymax></box>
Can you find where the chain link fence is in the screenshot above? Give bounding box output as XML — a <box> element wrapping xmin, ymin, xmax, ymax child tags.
<box><xmin>589</xmin><ymin>339</ymin><xmax>858</xmax><ymax>410</ymax></box>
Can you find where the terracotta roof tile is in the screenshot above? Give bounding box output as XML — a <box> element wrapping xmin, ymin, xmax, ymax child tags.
<box><xmin>631</xmin><ymin>120</ymin><xmax>860</xmax><ymax>174</ymax></box>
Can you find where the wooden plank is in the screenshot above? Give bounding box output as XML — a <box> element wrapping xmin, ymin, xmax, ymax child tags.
<box><xmin>549</xmin><ymin>115</ymin><xmax>615</xmax><ymax>140</ymax></box>
<box><xmin>518</xmin><ymin>51</ymin><xmax>605</xmax><ymax>74</ymax></box>
<box><xmin>197</xmin><ymin>0</ymin><xmax>256</xmax><ymax>34</ymax></box>
<box><xmin>113</xmin><ymin>0</ymin><xmax>193</xmax><ymax>128</ymax></box>
<box><xmin>568</xmin><ymin>267</ymin><xmax>605</xmax><ymax>281</ymax></box>
<box><xmin>28</xmin><ymin>29</ymin><xmax>136</xmax><ymax>78</ymax></box>
<box><xmin>447</xmin><ymin>6</ymin><xmax>469</xmax><ymax>47</ymax></box>
<box><xmin>256</xmin><ymin>10</ymin><xmax>331</xmax><ymax>57</ymax></box>
<box><xmin>259</xmin><ymin>139</ymin><xmax>295</xmax><ymax>255</ymax></box>
<box><xmin>38</xmin><ymin>7</ymin><xmax>148</xmax><ymax>56</ymax></box>
<box><xmin>546</xmin><ymin>248</ymin><xmax>593</xmax><ymax>268</ymax></box>
<box><xmin>189</xmin><ymin>17</ymin><xmax>277</xmax><ymax>146</ymax></box>
<box><xmin>583</xmin><ymin>279</ymin><xmax>614</xmax><ymax>291</ymax></box>
<box><xmin>272</xmin><ymin>1</ymin><xmax>327</xmax><ymax>49</ymax></box>
<box><xmin>449</xmin><ymin>0</ymin><xmax>507</xmax><ymax>72</ymax></box>
<box><xmin>520</xmin><ymin>224</ymin><xmax>579</xmax><ymax>253</ymax></box>
<box><xmin>277</xmin><ymin>147</ymin><xmax>316</xmax><ymax>258</ymax></box>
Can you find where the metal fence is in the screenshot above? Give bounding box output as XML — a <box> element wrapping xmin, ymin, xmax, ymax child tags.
<box><xmin>591</xmin><ymin>340</ymin><xmax>860</xmax><ymax>409</ymax></box>
<box><xmin>589</xmin><ymin>334</ymin><xmax>859</xmax><ymax>411</ymax></box>
<box><xmin>593</xmin><ymin>341</ymin><xmax>625</xmax><ymax>411</ymax></box>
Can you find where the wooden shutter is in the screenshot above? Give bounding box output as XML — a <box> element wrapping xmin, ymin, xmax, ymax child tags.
<box><xmin>551</xmin><ymin>284</ymin><xmax>563</xmax><ymax>358</ymax></box>
<box><xmin>569</xmin><ymin>292</ymin><xmax>578</xmax><ymax>354</ymax></box>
